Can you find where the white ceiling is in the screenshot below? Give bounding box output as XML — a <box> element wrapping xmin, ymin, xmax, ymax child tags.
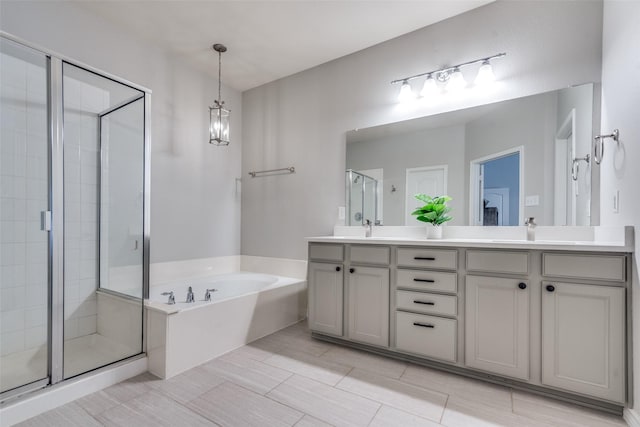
<box><xmin>79</xmin><ymin>1</ymin><xmax>492</xmax><ymax>92</ymax></box>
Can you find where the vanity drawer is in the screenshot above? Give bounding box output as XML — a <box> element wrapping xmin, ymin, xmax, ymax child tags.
<box><xmin>467</xmin><ymin>250</ymin><xmax>529</xmax><ymax>275</ymax></box>
<box><xmin>396</xmin><ymin>269</ymin><xmax>457</xmax><ymax>294</ymax></box>
<box><xmin>396</xmin><ymin>290</ymin><xmax>457</xmax><ymax>317</ymax></box>
<box><xmin>396</xmin><ymin>311</ymin><xmax>456</xmax><ymax>362</ymax></box>
<box><xmin>350</xmin><ymin>245</ymin><xmax>390</xmax><ymax>265</ymax></box>
<box><xmin>397</xmin><ymin>248</ymin><xmax>457</xmax><ymax>270</ymax></box>
<box><xmin>543</xmin><ymin>253</ymin><xmax>626</xmax><ymax>282</ymax></box>
<box><xmin>309</xmin><ymin>244</ymin><xmax>344</xmax><ymax>262</ymax></box>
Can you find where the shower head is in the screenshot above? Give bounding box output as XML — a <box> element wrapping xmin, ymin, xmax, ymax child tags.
<box><xmin>353</xmin><ymin>176</ymin><xmax>360</xmax><ymax>183</ymax></box>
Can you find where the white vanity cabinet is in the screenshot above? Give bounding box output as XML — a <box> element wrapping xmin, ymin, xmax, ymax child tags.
<box><xmin>345</xmin><ymin>245</ymin><xmax>390</xmax><ymax>347</ymax></box>
<box><xmin>541</xmin><ymin>253</ymin><xmax>627</xmax><ymax>404</ymax></box>
<box><xmin>307</xmin><ymin>238</ymin><xmax>631</xmax><ymax>409</ymax></box>
<box><xmin>465</xmin><ymin>275</ymin><xmax>530</xmax><ymax>380</ymax></box>
<box><xmin>308</xmin><ymin>244</ymin><xmax>344</xmax><ymax>337</ymax></box>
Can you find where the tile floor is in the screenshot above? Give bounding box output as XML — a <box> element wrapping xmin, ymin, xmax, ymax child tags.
<box><xmin>15</xmin><ymin>321</ymin><xmax>627</xmax><ymax>427</ymax></box>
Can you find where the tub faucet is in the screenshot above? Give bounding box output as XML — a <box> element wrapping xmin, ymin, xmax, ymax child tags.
<box><xmin>161</xmin><ymin>291</ymin><xmax>175</xmax><ymax>305</ymax></box>
<box><xmin>204</xmin><ymin>288</ymin><xmax>217</xmax><ymax>302</ymax></box>
<box><xmin>186</xmin><ymin>286</ymin><xmax>195</xmax><ymax>303</ymax></box>
<box><xmin>364</xmin><ymin>219</ymin><xmax>372</xmax><ymax>238</ymax></box>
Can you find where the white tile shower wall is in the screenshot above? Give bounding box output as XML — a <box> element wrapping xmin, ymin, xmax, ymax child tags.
<box><xmin>0</xmin><ymin>51</ymin><xmax>49</xmax><ymax>357</ymax></box>
<box><xmin>62</xmin><ymin>76</ymin><xmax>109</xmax><ymax>340</ymax></box>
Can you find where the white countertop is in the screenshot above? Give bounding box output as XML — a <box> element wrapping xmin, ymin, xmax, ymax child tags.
<box><xmin>307</xmin><ymin>226</ymin><xmax>634</xmax><ymax>253</ymax></box>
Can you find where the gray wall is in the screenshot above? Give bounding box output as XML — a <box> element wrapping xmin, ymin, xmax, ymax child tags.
<box><xmin>242</xmin><ymin>1</ymin><xmax>603</xmax><ymax>259</ymax></box>
<box><xmin>346</xmin><ymin>125</ymin><xmax>466</xmax><ymax>226</ymax></box>
<box><xmin>464</xmin><ymin>92</ymin><xmax>557</xmax><ymax>225</ymax></box>
<box><xmin>1</xmin><ymin>1</ymin><xmax>243</xmax><ymax>263</ymax></box>
<box><xmin>600</xmin><ymin>0</ymin><xmax>640</xmax><ymax>411</ymax></box>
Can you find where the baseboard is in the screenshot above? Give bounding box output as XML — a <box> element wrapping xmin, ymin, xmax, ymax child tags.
<box><xmin>624</xmin><ymin>408</ymin><xmax>640</xmax><ymax>427</ymax></box>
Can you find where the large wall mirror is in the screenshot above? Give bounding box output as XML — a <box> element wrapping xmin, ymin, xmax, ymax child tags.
<box><xmin>346</xmin><ymin>83</ymin><xmax>599</xmax><ymax>227</ymax></box>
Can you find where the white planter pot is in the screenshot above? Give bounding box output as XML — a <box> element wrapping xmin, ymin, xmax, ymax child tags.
<box><xmin>427</xmin><ymin>224</ymin><xmax>443</xmax><ymax>239</ymax></box>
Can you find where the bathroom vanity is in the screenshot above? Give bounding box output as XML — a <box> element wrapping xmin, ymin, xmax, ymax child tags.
<box><xmin>307</xmin><ymin>228</ymin><xmax>634</xmax><ymax>410</ymax></box>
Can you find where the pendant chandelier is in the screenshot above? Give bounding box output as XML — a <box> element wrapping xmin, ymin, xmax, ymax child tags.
<box><xmin>209</xmin><ymin>43</ymin><xmax>230</xmax><ymax>146</ymax></box>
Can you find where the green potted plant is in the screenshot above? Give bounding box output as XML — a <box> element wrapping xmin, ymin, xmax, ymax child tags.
<box><xmin>411</xmin><ymin>194</ymin><xmax>453</xmax><ymax>239</ymax></box>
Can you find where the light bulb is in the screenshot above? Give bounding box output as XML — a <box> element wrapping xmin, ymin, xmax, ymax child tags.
<box><xmin>420</xmin><ymin>74</ymin><xmax>439</xmax><ymax>98</ymax></box>
<box><xmin>446</xmin><ymin>67</ymin><xmax>466</xmax><ymax>92</ymax></box>
<box><xmin>398</xmin><ymin>80</ymin><xmax>416</xmax><ymax>102</ymax></box>
<box><xmin>475</xmin><ymin>60</ymin><xmax>495</xmax><ymax>86</ymax></box>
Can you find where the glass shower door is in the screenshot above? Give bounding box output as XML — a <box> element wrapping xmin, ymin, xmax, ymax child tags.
<box><xmin>0</xmin><ymin>38</ymin><xmax>50</xmax><ymax>394</ymax></box>
<box><xmin>62</xmin><ymin>63</ymin><xmax>144</xmax><ymax>379</ymax></box>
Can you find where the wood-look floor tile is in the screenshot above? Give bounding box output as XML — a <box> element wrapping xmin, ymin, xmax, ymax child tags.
<box><xmin>294</xmin><ymin>414</ymin><xmax>334</xmax><ymax>427</ymax></box>
<box><xmin>336</xmin><ymin>368</ymin><xmax>447</xmax><ymax>422</ymax></box>
<box><xmin>512</xmin><ymin>391</ymin><xmax>626</xmax><ymax>427</ymax></box>
<box><xmin>187</xmin><ymin>381</ymin><xmax>303</xmax><ymax>427</ymax></box>
<box><xmin>102</xmin><ymin>372</ymin><xmax>155</xmax><ymax>404</ymax></box>
<box><xmin>96</xmin><ymin>390</ymin><xmax>215</xmax><ymax>427</ymax></box>
<box><xmin>75</xmin><ymin>390</ymin><xmax>122</xmax><ymax>417</ymax></box>
<box><xmin>441</xmin><ymin>400</ymin><xmax>544</xmax><ymax>427</ymax></box>
<box><xmin>250</xmin><ymin>329</ymin><xmax>335</xmax><ymax>358</ymax></box>
<box><xmin>149</xmin><ymin>365</ymin><xmax>225</xmax><ymax>403</ymax></box>
<box><xmin>263</xmin><ymin>350</ymin><xmax>351</xmax><ymax>386</ymax></box>
<box><xmin>267</xmin><ymin>374</ymin><xmax>380</xmax><ymax>427</ymax></box>
<box><xmin>401</xmin><ymin>364</ymin><xmax>512</xmax><ymax>411</ymax></box>
<box><xmin>201</xmin><ymin>351</ymin><xmax>293</xmax><ymax>395</ymax></box>
<box><xmin>219</xmin><ymin>342</ymin><xmax>277</xmax><ymax>362</ymax></box>
<box><xmin>320</xmin><ymin>346</ymin><xmax>407</xmax><ymax>379</ymax></box>
<box><xmin>15</xmin><ymin>402</ymin><xmax>102</xmax><ymax>427</ymax></box>
<box><xmin>369</xmin><ymin>405</ymin><xmax>442</xmax><ymax>427</ymax></box>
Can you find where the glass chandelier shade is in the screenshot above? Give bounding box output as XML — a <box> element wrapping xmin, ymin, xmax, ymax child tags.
<box><xmin>209</xmin><ymin>43</ymin><xmax>230</xmax><ymax>146</ymax></box>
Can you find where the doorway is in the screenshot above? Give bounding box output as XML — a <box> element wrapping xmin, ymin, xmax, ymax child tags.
<box><xmin>470</xmin><ymin>148</ymin><xmax>523</xmax><ymax>226</ymax></box>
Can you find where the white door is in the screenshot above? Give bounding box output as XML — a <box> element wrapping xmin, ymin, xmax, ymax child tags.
<box><xmin>541</xmin><ymin>281</ymin><xmax>625</xmax><ymax>403</ymax></box>
<box><xmin>308</xmin><ymin>262</ymin><xmax>344</xmax><ymax>337</ymax></box>
<box><xmin>347</xmin><ymin>266</ymin><xmax>389</xmax><ymax>347</ymax></box>
<box><xmin>405</xmin><ymin>166</ymin><xmax>447</xmax><ymax>225</ymax></box>
<box><xmin>465</xmin><ymin>275</ymin><xmax>530</xmax><ymax>380</ymax></box>
<box><xmin>484</xmin><ymin>187</ymin><xmax>510</xmax><ymax>226</ymax></box>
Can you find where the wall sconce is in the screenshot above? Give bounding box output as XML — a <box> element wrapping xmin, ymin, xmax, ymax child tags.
<box><xmin>392</xmin><ymin>52</ymin><xmax>506</xmax><ymax>102</ymax></box>
<box><xmin>209</xmin><ymin>43</ymin><xmax>230</xmax><ymax>146</ymax></box>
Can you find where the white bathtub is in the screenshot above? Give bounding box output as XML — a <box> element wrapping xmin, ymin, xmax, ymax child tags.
<box><xmin>145</xmin><ymin>271</ymin><xmax>307</xmax><ymax>379</ymax></box>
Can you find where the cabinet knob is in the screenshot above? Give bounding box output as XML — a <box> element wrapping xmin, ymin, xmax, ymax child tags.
<box><xmin>335</xmin><ymin>266</ymin><xmax>341</xmax><ymax>272</ymax></box>
<box><xmin>546</xmin><ymin>284</ymin><xmax>555</xmax><ymax>292</ymax></box>
<box><xmin>518</xmin><ymin>282</ymin><xmax>527</xmax><ymax>290</ymax></box>
<box><xmin>349</xmin><ymin>268</ymin><xmax>355</xmax><ymax>274</ymax></box>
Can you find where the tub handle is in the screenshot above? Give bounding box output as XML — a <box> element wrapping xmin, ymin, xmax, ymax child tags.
<box><xmin>161</xmin><ymin>291</ymin><xmax>175</xmax><ymax>305</ymax></box>
<box><xmin>204</xmin><ymin>288</ymin><xmax>218</xmax><ymax>302</ymax></box>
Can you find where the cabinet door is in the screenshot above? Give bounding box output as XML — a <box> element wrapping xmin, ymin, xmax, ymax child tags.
<box><xmin>347</xmin><ymin>266</ymin><xmax>390</xmax><ymax>347</ymax></box>
<box><xmin>465</xmin><ymin>276</ymin><xmax>530</xmax><ymax>380</ymax></box>
<box><xmin>308</xmin><ymin>262</ymin><xmax>344</xmax><ymax>336</ymax></box>
<box><xmin>542</xmin><ymin>282</ymin><xmax>625</xmax><ymax>403</ymax></box>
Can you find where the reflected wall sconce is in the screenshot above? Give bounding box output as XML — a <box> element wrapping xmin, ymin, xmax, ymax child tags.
<box><xmin>209</xmin><ymin>43</ymin><xmax>230</xmax><ymax>146</ymax></box>
<box><xmin>593</xmin><ymin>129</ymin><xmax>619</xmax><ymax>165</ymax></box>
<box><xmin>391</xmin><ymin>53</ymin><xmax>506</xmax><ymax>102</ymax></box>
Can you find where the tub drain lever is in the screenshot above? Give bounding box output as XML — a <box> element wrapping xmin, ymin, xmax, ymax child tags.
<box><xmin>204</xmin><ymin>288</ymin><xmax>218</xmax><ymax>302</ymax></box>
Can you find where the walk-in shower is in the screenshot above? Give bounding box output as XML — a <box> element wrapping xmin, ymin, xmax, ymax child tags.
<box><xmin>0</xmin><ymin>35</ymin><xmax>149</xmax><ymax>400</ymax></box>
<box><xmin>345</xmin><ymin>169</ymin><xmax>378</xmax><ymax>226</ymax></box>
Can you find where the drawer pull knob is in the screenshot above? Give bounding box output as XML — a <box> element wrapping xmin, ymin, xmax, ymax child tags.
<box><xmin>413</xmin><ymin>322</ymin><xmax>435</xmax><ymax>328</ymax></box>
<box><xmin>335</xmin><ymin>266</ymin><xmax>341</xmax><ymax>272</ymax></box>
<box><xmin>518</xmin><ymin>282</ymin><xmax>527</xmax><ymax>290</ymax></box>
<box><xmin>414</xmin><ymin>257</ymin><xmax>436</xmax><ymax>261</ymax></box>
<box><xmin>413</xmin><ymin>278</ymin><xmax>435</xmax><ymax>283</ymax></box>
<box><xmin>413</xmin><ymin>300</ymin><xmax>435</xmax><ymax>305</ymax></box>
<box><xmin>349</xmin><ymin>268</ymin><xmax>355</xmax><ymax>274</ymax></box>
<box><xmin>546</xmin><ymin>284</ymin><xmax>555</xmax><ymax>292</ymax></box>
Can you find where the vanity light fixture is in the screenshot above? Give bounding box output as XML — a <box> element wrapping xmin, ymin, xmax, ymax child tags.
<box><xmin>392</xmin><ymin>52</ymin><xmax>506</xmax><ymax>102</ymax></box>
<box><xmin>209</xmin><ymin>43</ymin><xmax>230</xmax><ymax>146</ymax></box>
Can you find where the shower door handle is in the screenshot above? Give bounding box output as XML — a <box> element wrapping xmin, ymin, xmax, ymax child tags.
<box><xmin>41</xmin><ymin>211</ymin><xmax>52</xmax><ymax>231</ymax></box>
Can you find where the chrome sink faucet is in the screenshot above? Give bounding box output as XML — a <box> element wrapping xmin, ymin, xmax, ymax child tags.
<box><xmin>186</xmin><ymin>286</ymin><xmax>195</xmax><ymax>303</ymax></box>
<box><xmin>525</xmin><ymin>217</ymin><xmax>536</xmax><ymax>241</ymax></box>
<box><xmin>161</xmin><ymin>291</ymin><xmax>175</xmax><ymax>305</ymax></box>
<box><xmin>364</xmin><ymin>219</ymin><xmax>372</xmax><ymax>238</ymax></box>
